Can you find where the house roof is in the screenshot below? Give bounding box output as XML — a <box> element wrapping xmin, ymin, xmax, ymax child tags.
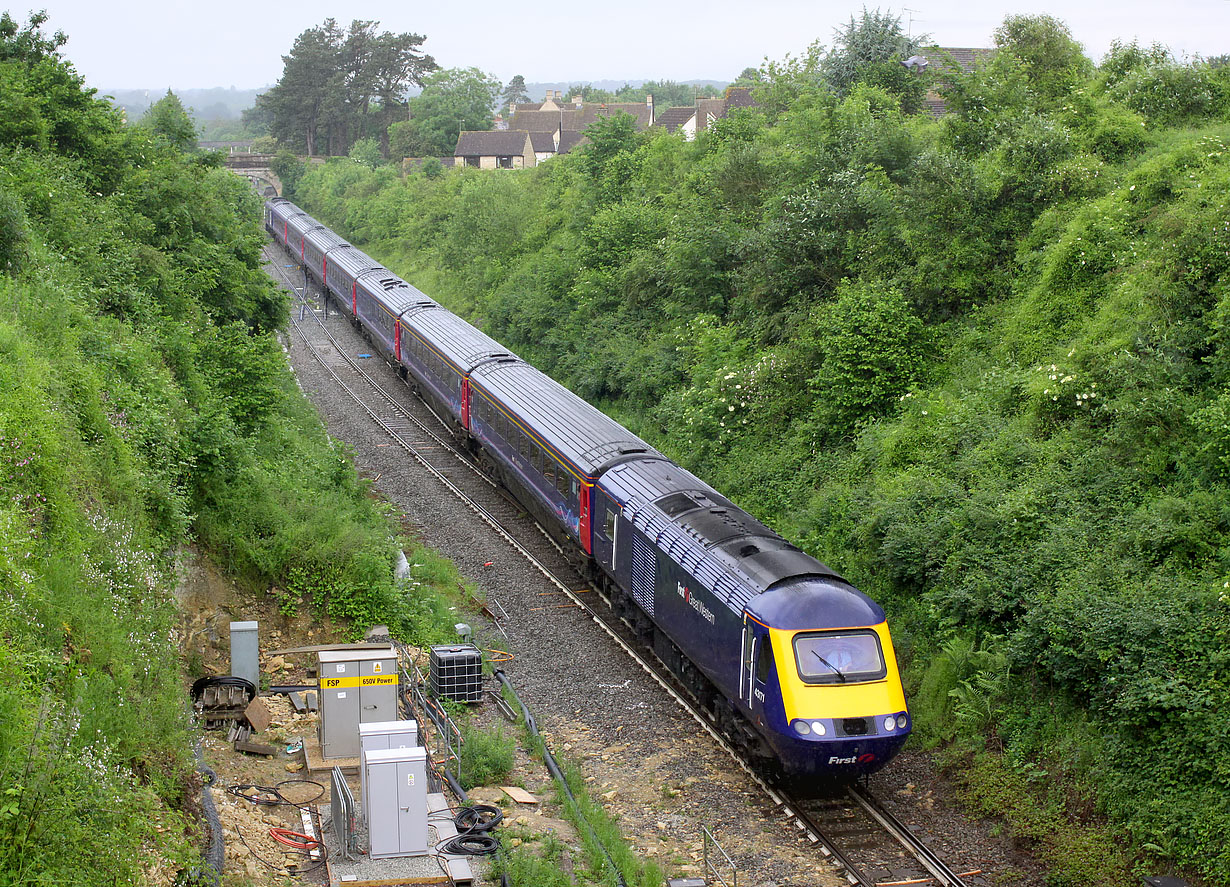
<box><xmin>925</xmin><ymin>46</ymin><xmax>995</xmax><ymax>71</ymax></box>
<box><xmin>455</xmin><ymin>130</ymin><xmax>531</xmax><ymax>157</ymax></box>
<box><xmin>529</xmin><ymin>131</ymin><xmax>557</xmax><ymax>153</ymax></box>
<box><xmin>917</xmin><ymin>47</ymin><xmax>995</xmax><ymax>116</ymax></box>
<box><xmin>655</xmin><ymin>106</ymin><xmax>696</xmax><ymax>133</ymax></box>
<box><xmin>509</xmin><ymin>109</ymin><xmax>570</xmax><ymax>132</ymax></box>
<box><xmin>557</xmin><ymin>131</ymin><xmax>585</xmax><ymax>154</ymax></box>
<box><xmin>723</xmin><ymin>86</ymin><xmax>755</xmax><ymax>110</ymax></box>
<box><xmin>509</xmin><ymin>101</ymin><xmax>654</xmax><ymax>134</ymax></box>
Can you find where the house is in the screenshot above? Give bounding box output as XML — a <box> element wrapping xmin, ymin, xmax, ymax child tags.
<box><xmin>509</xmin><ymin>95</ymin><xmax>656</xmax><ymax>133</ymax></box>
<box><xmin>916</xmin><ymin>47</ymin><xmax>996</xmax><ymax>116</ymax></box>
<box><xmin>653</xmin><ymin>86</ymin><xmax>757</xmax><ymax>141</ymax></box>
<box><xmin>655</xmin><ymin>105</ymin><xmax>697</xmax><ymax>138</ymax></box>
<box><xmin>529</xmin><ymin>131</ymin><xmax>558</xmax><ymax>163</ymax></box>
<box><xmin>454</xmin><ymin>131</ymin><xmax>536</xmax><ymax>169</ymax></box>
<box><xmin>402</xmin><ymin>156</ymin><xmax>458</xmax><ymax>173</ymax></box>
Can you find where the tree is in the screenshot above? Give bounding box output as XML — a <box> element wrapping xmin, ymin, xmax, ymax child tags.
<box><xmin>349</xmin><ymin>137</ymin><xmax>383</xmax><ymax>168</ymax></box>
<box><xmin>501</xmin><ymin>74</ymin><xmax>530</xmax><ymax>113</ymax></box>
<box><xmin>992</xmin><ymin>14</ymin><xmax>1093</xmax><ymax>100</ymax></box>
<box><xmin>256</xmin><ymin>19</ymin><xmax>342</xmax><ymax>155</ymax></box>
<box><xmin>256</xmin><ymin>18</ymin><xmax>436</xmax><ymax>156</ymax></box>
<box><xmin>567</xmin><ymin>83</ymin><xmax>617</xmax><ymax>103</ymax></box>
<box><xmin>577</xmin><ymin>112</ymin><xmax>640</xmax><ymax>185</ymax></box>
<box><xmin>731</xmin><ymin>66</ymin><xmax>765</xmax><ymax>87</ymax></box>
<box><xmin>611</xmin><ymin>80</ymin><xmax>720</xmax><ymax>109</ymax></box>
<box><xmin>820</xmin><ymin>8</ymin><xmax>930</xmax><ymax>112</ymax></box>
<box><xmin>398</xmin><ymin>67</ymin><xmax>499</xmax><ymax>157</ymax></box>
<box><xmin>140</xmin><ymin>89</ymin><xmax>197</xmax><ymax>152</ymax></box>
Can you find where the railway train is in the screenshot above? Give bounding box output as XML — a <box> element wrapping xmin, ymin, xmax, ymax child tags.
<box><xmin>265</xmin><ymin>197</ymin><xmax>911</xmax><ymax>782</ymax></box>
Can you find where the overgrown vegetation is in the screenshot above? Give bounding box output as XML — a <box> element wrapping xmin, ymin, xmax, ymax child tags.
<box><xmin>294</xmin><ymin>11</ymin><xmax>1230</xmax><ymax>884</ymax></box>
<box><xmin>0</xmin><ymin>12</ymin><xmax>458</xmax><ymax>884</ymax></box>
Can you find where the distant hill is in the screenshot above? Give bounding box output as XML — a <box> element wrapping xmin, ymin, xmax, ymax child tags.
<box><xmin>525</xmin><ymin>79</ymin><xmax>727</xmax><ymax>100</ymax></box>
<box><xmin>104</xmin><ymin>87</ymin><xmax>266</xmax><ymax>121</ymax></box>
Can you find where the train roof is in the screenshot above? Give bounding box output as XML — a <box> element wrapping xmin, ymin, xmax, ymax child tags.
<box><xmin>748</xmin><ymin>578</ymin><xmax>884</xmax><ymax>631</ymax></box>
<box><xmin>327</xmin><ymin>244</ymin><xmax>383</xmax><ymax>277</ymax></box>
<box><xmin>286</xmin><ymin>212</ymin><xmax>325</xmax><ymax>238</ymax></box>
<box><xmin>471</xmin><ymin>361</ymin><xmax>661</xmax><ymax>478</ymax></box>
<box><xmin>600</xmin><ymin>458</ymin><xmax>872</xmax><ymax>625</ymax></box>
<box><xmin>303</xmin><ymin>226</ymin><xmax>347</xmax><ymax>254</ymax></box>
<box><xmin>357</xmin><ymin>271</ymin><xmax>436</xmax><ymax>312</ymax></box>
<box><xmin>395</xmin><ymin>305</ymin><xmax>513</xmax><ymax>378</ymax></box>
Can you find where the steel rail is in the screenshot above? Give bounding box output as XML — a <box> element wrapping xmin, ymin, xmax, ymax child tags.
<box><xmin>849</xmin><ymin>785</ymin><xmax>969</xmax><ymax>887</ymax></box>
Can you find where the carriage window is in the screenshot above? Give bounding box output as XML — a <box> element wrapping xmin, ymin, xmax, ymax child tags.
<box><xmin>755</xmin><ymin>639</ymin><xmax>771</xmax><ymax>683</ymax></box>
<box><xmin>532</xmin><ymin>447</ymin><xmax>543</xmax><ymax>475</ymax></box>
<box><xmin>542</xmin><ymin>455</ymin><xmax>557</xmax><ymax>486</ymax></box>
<box><xmin>603</xmin><ymin>508</ymin><xmax>616</xmax><ymax>539</ymax></box>
<box><xmin>557</xmin><ymin>469</ymin><xmax>570</xmax><ymax>496</ymax></box>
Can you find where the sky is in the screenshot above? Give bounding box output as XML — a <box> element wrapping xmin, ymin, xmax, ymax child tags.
<box><xmin>19</xmin><ymin>0</ymin><xmax>1230</xmax><ymax>91</ymax></box>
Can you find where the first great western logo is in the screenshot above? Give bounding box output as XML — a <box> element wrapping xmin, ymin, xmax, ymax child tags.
<box><xmin>676</xmin><ymin>581</ymin><xmax>716</xmax><ymax>625</ymax></box>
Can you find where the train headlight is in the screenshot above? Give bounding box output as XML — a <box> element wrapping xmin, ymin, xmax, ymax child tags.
<box><xmin>793</xmin><ymin>720</ymin><xmax>811</xmax><ymax>736</ymax></box>
<box><xmin>897</xmin><ymin>714</ymin><xmax>909</xmax><ymax>730</ymax></box>
<box><xmin>811</xmin><ymin>721</ymin><xmax>826</xmax><ymax>736</ymax></box>
<box><xmin>883</xmin><ymin>716</ymin><xmax>896</xmax><ymax>732</ymax></box>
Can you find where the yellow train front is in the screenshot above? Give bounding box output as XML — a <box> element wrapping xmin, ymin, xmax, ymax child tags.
<box><xmin>742</xmin><ymin>577</ymin><xmax>911</xmax><ymax>781</ymax></box>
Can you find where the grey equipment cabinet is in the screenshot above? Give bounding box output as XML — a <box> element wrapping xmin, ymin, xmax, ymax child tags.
<box><xmin>365</xmin><ymin>746</ymin><xmax>429</xmax><ymax>858</ymax></box>
<box><xmin>358</xmin><ymin>720</ymin><xmax>419</xmax><ymax>826</ymax></box>
<box><xmin>317</xmin><ymin>647</ymin><xmax>399</xmax><ymax>759</ymax></box>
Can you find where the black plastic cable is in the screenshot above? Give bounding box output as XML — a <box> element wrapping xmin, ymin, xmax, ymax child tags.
<box><xmin>188</xmin><ymin>739</ymin><xmax>224</xmax><ymax>886</ymax></box>
<box><xmin>455</xmin><ymin>804</ymin><xmax>503</xmax><ymax>833</ymax></box>
<box><xmin>190</xmin><ymin>675</ymin><xmax>257</xmax><ymax>702</ymax></box>
<box><xmin>442</xmin><ymin>767</ymin><xmax>468</xmax><ymax>802</ymax></box>
<box><xmin>494</xmin><ymin>670</ymin><xmax>627</xmax><ymax>887</ymax></box>
<box><xmin>226</xmin><ymin>780</ymin><xmax>326</xmax><ymax>810</ymax></box>
<box><xmin>438</xmin><ymin>832</ymin><xmax>500</xmax><ymax>855</ymax></box>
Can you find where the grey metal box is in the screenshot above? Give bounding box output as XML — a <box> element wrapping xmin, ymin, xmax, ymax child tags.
<box><xmin>365</xmin><ymin>746</ymin><xmax>428</xmax><ymax>858</ymax></box>
<box><xmin>318</xmin><ymin>648</ymin><xmax>398</xmax><ymax>759</ymax></box>
<box><xmin>229</xmin><ymin>621</ymin><xmax>259</xmax><ymax>687</ymax></box>
<box><xmin>359</xmin><ymin>720</ymin><xmax>419</xmax><ymax>825</ymax></box>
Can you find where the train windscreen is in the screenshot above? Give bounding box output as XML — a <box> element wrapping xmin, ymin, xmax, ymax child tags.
<box><xmin>792</xmin><ymin>630</ymin><xmax>886</xmax><ymax>684</ymax></box>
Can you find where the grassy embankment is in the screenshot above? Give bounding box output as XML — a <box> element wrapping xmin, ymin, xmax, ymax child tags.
<box><xmin>0</xmin><ymin>14</ymin><xmax>471</xmax><ymax>884</ymax></box>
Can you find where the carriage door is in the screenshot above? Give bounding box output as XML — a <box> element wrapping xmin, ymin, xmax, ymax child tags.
<box><xmin>592</xmin><ymin>492</ymin><xmax>618</xmax><ymax>575</ymax></box>
<box><xmin>740</xmin><ymin>616</ymin><xmax>768</xmax><ymax>719</ymax></box>
<box><xmin>740</xmin><ymin>617</ymin><xmax>755</xmax><ymax>710</ymax></box>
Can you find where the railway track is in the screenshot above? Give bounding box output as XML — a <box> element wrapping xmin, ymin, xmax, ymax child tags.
<box><xmin>264</xmin><ymin>242</ymin><xmax>988</xmax><ymax>887</ymax></box>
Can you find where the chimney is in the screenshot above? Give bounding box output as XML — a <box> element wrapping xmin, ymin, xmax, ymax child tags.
<box><xmin>509</xmin><ymin>103</ymin><xmax>517</xmax><ymax>115</ymax></box>
<box><xmin>646</xmin><ymin>93</ymin><xmax>655</xmax><ymax>125</ymax></box>
<box><xmin>571</xmin><ymin>94</ymin><xmax>583</xmax><ymax>104</ymax></box>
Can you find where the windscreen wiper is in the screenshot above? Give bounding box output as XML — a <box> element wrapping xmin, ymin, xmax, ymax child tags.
<box><xmin>812</xmin><ymin>650</ymin><xmax>846</xmax><ymax>682</ymax></box>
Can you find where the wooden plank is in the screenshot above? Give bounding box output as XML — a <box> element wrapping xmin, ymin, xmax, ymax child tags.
<box><xmin>299</xmin><ymin>807</ymin><xmax>322</xmax><ymax>861</ymax></box>
<box><xmin>234</xmin><ymin>738</ymin><xmax>278</xmax><ymax>756</ymax></box>
<box><xmin>267</xmin><ymin>642</ymin><xmax>393</xmax><ymax>656</ymax></box>
<box><xmin>245</xmin><ymin>697</ymin><xmax>273</xmax><ymax>733</ymax></box>
<box><xmin>500</xmin><ymin>785</ymin><xmax>538</xmax><ymax>804</ymax></box>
